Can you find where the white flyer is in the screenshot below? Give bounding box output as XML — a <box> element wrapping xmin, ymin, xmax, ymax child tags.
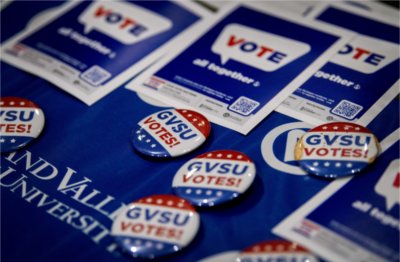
<box><xmin>276</xmin><ymin>2</ymin><xmax>399</xmax><ymax>126</ymax></box>
<box><xmin>1</xmin><ymin>1</ymin><xmax>209</xmax><ymax>105</ymax></box>
<box><xmin>127</xmin><ymin>2</ymin><xmax>354</xmax><ymax>134</ymax></box>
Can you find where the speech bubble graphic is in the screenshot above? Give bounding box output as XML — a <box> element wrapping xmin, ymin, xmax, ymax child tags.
<box><xmin>211</xmin><ymin>24</ymin><xmax>310</xmax><ymax>72</ymax></box>
<box><xmin>375</xmin><ymin>159</ymin><xmax>400</xmax><ymax>211</ymax></box>
<box><xmin>331</xmin><ymin>35</ymin><xmax>399</xmax><ymax>74</ymax></box>
<box><xmin>78</xmin><ymin>1</ymin><xmax>172</xmax><ymax>45</ymax></box>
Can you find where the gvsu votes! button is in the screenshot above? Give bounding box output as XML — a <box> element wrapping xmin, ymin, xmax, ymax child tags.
<box><xmin>295</xmin><ymin>122</ymin><xmax>380</xmax><ymax>178</ymax></box>
<box><xmin>238</xmin><ymin>240</ymin><xmax>319</xmax><ymax>262</ymax></box>
<box><xmin>0</xmin><ymin>97</ymin><xmax>45</xmax><ymax>153</ymax></box>
<box><xmin>112</xmin><ymin>195</ymin><xmax>200</xmax><ymax>259</ymax></box>
<box><xmin>131</xmin><ymin>109</ymin><xmax>211</xmax><ymax>158</ymax></box>
<box><xmin>173</xmin><ymin>150</ymin><xmax>256</xmax><ymax>207</ymax></box>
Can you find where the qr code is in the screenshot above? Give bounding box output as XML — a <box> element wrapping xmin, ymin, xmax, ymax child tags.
<box><xmin>331</xmin><ymin>99</ymin><xmax>363</xmax><ymax>120</ymax></box>
<box><xmin>80</xmin><ymin>65</ymin><xmax>111</xmax><ymax>86</ymax></box>
<box><xmin>228</xmin><ymin>96</ymin><xmax>260</xmax><ymax>116</ymax></box>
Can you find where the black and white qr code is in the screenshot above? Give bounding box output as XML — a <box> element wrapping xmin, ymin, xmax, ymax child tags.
<box><xmin>331</xmin><ymin>99</ymin><xmax>363</xmax><ymax>120</ymax></box>
<box><xmin>81</xmin><ymin>65</ymin><xmax>111</xmax><ymax>86</ymax></box>
<box><xmin>228</xmin><ymin>96</ymin><xmax>260</xmax><ymax>116</ymax></box>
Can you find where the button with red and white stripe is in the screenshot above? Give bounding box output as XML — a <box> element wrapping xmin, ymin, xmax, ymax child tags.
<box><xmin>111</xmin><ymin>195</ymin><xmax>200</xmax><ymax>259</ymax></box>
<box><xmin>295</xmin><ymin>122</ymin><xmax>380</xmax><ymax>178</ymax></box>
<box><xmin>131</xmin><ymin>109</ymin><xmax>211</xmax><ymax>158</ymax></box>
<box><xmin>172</xmin><ymin>150</ymin><xmax>256</xmax><ymax>207</ymax></box>
<box><xmin>198</xmin><ymin>250</ymin><xmax>240</xmax><ymax>262</ymax></box>
<box><xmin>0</xmin><ymin>97</ymin><xmax>45</xmax><ymax>153</ymax></box>
<box><xmin>238</xmin><ymin>240</ymin><xmax>319</xmax><ymax>262</ymax></box>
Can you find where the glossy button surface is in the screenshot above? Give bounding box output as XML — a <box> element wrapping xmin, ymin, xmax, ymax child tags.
<box><xmin>112</xmin><ymin>194</ymin><xmax>200</xmax><ymax>259</ymax></box>
<box><xmin>238</xmin><ymin>240</ymin><xmax>319</xmax><ymax>262</ymax></box>
<box><xmin>198</xmin><ymin>251</ymin><xmax>240</xmax><ymax>262</ymax></box>
<box><xmin>0</xmin><ymin>97</ymin><xmax>45</xmax><ymax>153</ymax></box>
<box><xmin>295</xmin><ymin>122</ymin><xmax>380</xmax><ymax>178</ymax></box>
<box><xmin>173</xmin><ymin>150</ymin><xmax>256</xmax><ymax>207</ymax></box>
<box><xmin>131</xmin><ymin>109</ymin><xmax>211</xmax><ymax>158</ymax></box>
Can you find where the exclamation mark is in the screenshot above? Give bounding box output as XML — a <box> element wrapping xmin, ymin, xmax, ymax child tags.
<box><xmin>26</xmin><ymin>124</ymin><xmax>32</xmax><ymax>133</ymax></box>
<box><xmin>176</xmin><ymin>230</ymin><xmax>183</xmax><ymax>241</ymax></box>
<box><xmin>170</xmin><ymin>141</ymin><xmax>180</xmax><ymax>148</ymax></box>
<box><xmin>393</xmin><ymin>173</ymin><xmax>400</xmax><ymax>188</ymax></box>
<box><xmin>236</xmin><ymin>178</ymin><xmax>242</xmax><ymax>188</ymax></box>
<box><xmin>364</xmin><ymin>150</ymin><xmax>368</xmax><ymax>158</ymax></box>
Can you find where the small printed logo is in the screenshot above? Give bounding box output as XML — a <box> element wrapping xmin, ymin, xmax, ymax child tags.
<box><xmin>211</xmin><ymin>24</ymin><xmax>310</xmax><ymax>72</ymax></box>
<box><xmin>331</xmin><ymin>35</ymin><xmax>399</xmax><ymax>74</ymax></box>
<box><xmin>9</xmin><ymin>44</ymin><xmax>27</xmax><ymax>56</ymax></box>
<box><xmin>293</xmin><ymin>219</ymin><xmax>320</xmax><ymax>239</ymax></box>
<box><xmin>173</xmin><ymin>150</ymin><xmax>256</xmax><ymax>206</ymax></box>
<box><xmin>375</xmin><ymin>159</ymin><xmax>400</xmax><ymax>211</ymax></box>
<box><xmin>261</xmin><ymin>122</ymin><xmax>312</xmax><ymax>176</ymax></box>
<box><xmin>78</xmin><ymin>1</ymin><xmax>172</xmax><ymax>45</ymax></box>
<box><xmin>143</xmin><ymin>76</ymin><xmax>165</xmax><ymax>90</ymax></box>
<box><xmin>112</xmin><ymin>195</ymin><xmax>199</xmax><ymax>259</ymax></box>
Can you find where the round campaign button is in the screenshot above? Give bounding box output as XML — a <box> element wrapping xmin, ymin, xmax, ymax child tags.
<box><xmin>295</xmin><ymin>122</ymin><xmax>380</xmax><ymax>178</ymax></box>
<box><xmin>131</xmin><ymin>109</ymin><xmax>211</xmax><ymax>158</ymax></box>
<box><xmin>238</xmin><ymin>240</ymin><xmax>319</xmax><ymax>262</ymax></box>
<box><xmin>198</xmin><ymin>250</ymin><xmax>240</xmax><ymax>262</ymax></box>
<box><xmin>0</xmin><ymin>97</ymin><xmax>45</xmax><ymax>153</ymax></box>
<box><xmin>172</xmin><ymin>150</ymin><xmax>256</xmax><ymax>207</ymax></box>
<box><xmin>112</xmin><ymin>194</ymin><xmax>200</xmax><ymax>259</ymax></box>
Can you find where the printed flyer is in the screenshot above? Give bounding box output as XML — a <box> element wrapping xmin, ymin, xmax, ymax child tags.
<box><xmin>273</xmin><ymin>129</ymin><xmax>400</xmax><ymax>262</ymax></box>
<box><xmin>127</xmin><ymin>2</ymin><xmax>354</xmax><ymax>134</ymax></box>
<box><xmin>0</xmin><ymin>1</ymin><xmax>208</xmax><ymax>105</ymax></box>
<box><xmin>199</xmin><ymin>1</ymin><xmax>316</xmax><ymax>16</ymax></box>
<box><xmin>276</xmin><ymin>3</ymin><xmax>400</xmax><ymax>125</ymax></box>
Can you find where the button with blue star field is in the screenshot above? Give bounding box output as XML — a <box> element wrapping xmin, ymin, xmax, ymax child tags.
<box><xmin>172</xmin><ymin>150</ymin><xmax>256</xmax><ymax>207</ymax></box>
<box><xmin>131</xmin><ymin>109</ymin><xmax>211</xmax><ymax>158</ymax></box>
<box><xmin>0</xmin><ymin>97</ymin><xmax>45</xmax><ymax>153</ymax></box>
<box><xmin>112</xmin><ymin>194</ymin><xmax>200</xmax><ymax>259</ymax></box>
<box><xmin>295</xmin><ymin>122</ymin><xmax>380</xmax><ymax>178</ymax></box>
<box><xmin>238</xmin><ymin>240</ymin><xmax>319</xmax><ymax>262</ymax></box>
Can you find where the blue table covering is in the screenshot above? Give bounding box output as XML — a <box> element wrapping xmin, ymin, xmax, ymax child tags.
<box><xmin>1</xmin><ymin>2</ymin><xmax>399</xmax><ymax>262</ymax></box>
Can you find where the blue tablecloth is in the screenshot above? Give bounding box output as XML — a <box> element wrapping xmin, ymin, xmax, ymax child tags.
<box><xmin>1</xmin><ymin>2</ymin><xmax>398</xmax><ymax>262</ymax></box>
